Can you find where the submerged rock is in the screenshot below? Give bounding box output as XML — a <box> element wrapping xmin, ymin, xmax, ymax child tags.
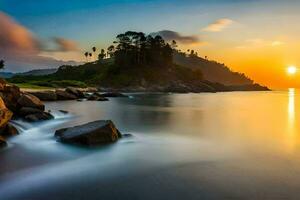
<box><xmin>25</xmin><ymin>112</ymin><xmax>54</xmax><ymax>122</ymax></box>
<box><xmin>101</xmin><ymin>92</ymin><xmax>128</xmax><ymax>98</ymax></box>
<box><xmin>55</xmin><ymin>89</ymin><xmax>77</xmax><ymax>100</ymax></box>
<box><xmin>17</xmin><ymin>93</ymin><xmax>45</xmax><ymax>111</ymax></box>
<box><xmin>29</xmin><ymin>91</ymin><xmax>57</xmax><ymax>101</ymax></box>
<box><xmin>55</xmin><ymin>120</ymin><xmax>122</xmax><ymax>146</ymax></box>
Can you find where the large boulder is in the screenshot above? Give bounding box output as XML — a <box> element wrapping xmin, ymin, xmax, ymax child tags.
<box><xmin>66</xmin><ymin>87</ymin><xmax>85</xmax><ymax>98</ymax></box>
<box><xmin>17</xmin><ymin>93</ymin><xmax>45</xmax><ymax>111</ymax></box>
<box><xmin>24</xmin><ymin>112</ymin><xmax>54</xmax><ymax>122</ymax></box>
<box><xmin>0</xmin><ymin>83</ymin><xmax>21</xmax><ymax>112</ymax></box>
<box><xmin>55</xmin><ymin>89</ymin><xmax>77</xmax><ymax>100</ymax></box>
<box><xmin>55</xmin><ymin>120</ymin><xmax>122</xmax><ymax>146</ymax></box>
<box><xmin>29</xmin><ymin>91</ymin><xmax>57</xmax><ymax>101</ymax></box>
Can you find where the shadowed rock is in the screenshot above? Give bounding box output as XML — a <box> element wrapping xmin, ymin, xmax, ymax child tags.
<box><xmin>0</xmin><ymin>136</ymin><xmax>7</xmax><ymax>148</ymax></box>
<box><xmin>66</xmin><ymin>87</ymin><xmax>85</xmax><ymax>98</ymax></box>
<box><xmin>29</xmin><ymin>91</ymin><xmax>57</xmax><ymax>101</ymax></box>
<box><xmin>25</xmin><ymin>112</ymin><xmax>54</xmax><ymax>122</ymax></box>
<box><xmin>55</xmin><ymin>120</ymin><xmax>122</xmax><ymax>146</ymax></box>
<box><xmin>19</xmin><ymin>107</ymin><xmax>44</xmax><ymax>116</ymax></box>
<box><xmin>1</xmin><ymin>123</ymin><xmax>19</xmax><ymax>137</ymax></box>
<box><xmin>55</xmin><ymin>89</ymin><xmax>77</xmax><ymax>100</ymax></box>
<box><xmin>87</xmin><ymin>93</ymin><xmax>109</xmax><ymax>101</ymax></box>
<box><xmin>0</xmin><ymin>97</ymin><xmax>13</xmax><ymax>130</ymax></box>
<box><xmin>17</xmin><ymin>93</ymin><xmax>45</xmax><ymax>110</ymax></box>
<box><xmin>0</xmin><ymin>84</ymin><xmax>21</xmax><ymax>112</ymax></box>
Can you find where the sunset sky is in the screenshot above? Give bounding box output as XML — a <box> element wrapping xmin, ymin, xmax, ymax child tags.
<box><xmin>1</xmin><ymin>0</ymin><xmax>300</xmax><ymax>88</ymax></box>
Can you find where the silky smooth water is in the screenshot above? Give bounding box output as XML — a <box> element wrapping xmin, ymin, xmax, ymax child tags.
<box><xmin>1</xmin><ymin>90</ymin><xmax>300</xmax><ymax>200</ymax></box>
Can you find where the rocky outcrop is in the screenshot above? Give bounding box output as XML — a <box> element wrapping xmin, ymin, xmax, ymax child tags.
<box><xmin>0</xmin><ymin>96</ymin><xmax>15</xmax><ymax>148</ymax></box>
<box><xmin>55</xmin><ymin>120</ymin><xmax>122</xmax><ymax>146</ymax></box>
<box><xmin>87</xmin><ymin>93</ymin><xmax>109</xmax><ymax>101</ymax></box>
<box><xmin>29</xmin><ymin>91</ymin><xmax>57</xmax><ymax>101</ymax></box>
<box><xmin>17</xmin><ymin>93</ymin><xmax>45</xmax><ymax>110</ymax></box>
<box><xmin>0</xmin><ymin>97</ymin><xmax>13</xmax><ymax>129</ymax></box>
<box><xmin>66</xmin><ymin>87</ymin><xmax>85</xmax><ymax>98</ymax></box>
<box><xmin>55</xmin><ymin>89</ymin><xmax>77</xmax><ymax>100</ymax></box>
<box><xmin>0</xmin><ymin>83</ymin><xmax>21</xmax><ymax>112</ymax></box>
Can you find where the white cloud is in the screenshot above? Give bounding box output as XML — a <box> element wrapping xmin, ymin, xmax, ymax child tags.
<box><xmin>203</xmin><ymin>18</ymin><xmax>234</xmax><ymax>32</ymax></box>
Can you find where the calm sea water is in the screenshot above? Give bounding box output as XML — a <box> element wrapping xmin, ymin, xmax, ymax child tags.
<box><xmin>1</xmin><ymin>90</ymin><xmax>300</xmax><ymax>200</ymax></box>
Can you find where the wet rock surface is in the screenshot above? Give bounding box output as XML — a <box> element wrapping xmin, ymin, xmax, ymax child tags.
<box><xmin>55</xmin><ymin>120</ymin><xmax>122</xmax><ymax>146</ymax></box>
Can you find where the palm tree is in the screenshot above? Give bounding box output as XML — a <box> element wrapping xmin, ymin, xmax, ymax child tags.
<box><xmin>92</xmin><ymin>47</ymin><xmax>97</xmax><ymax>61</ymax></box>
<box><xmin>0</xmin><ymin>60</ymin><xmax>4</xmax><ymax>70</ymax></box>
<box><xmin>84</xmin><ymin>52</ymin><xmax>89</xmax><ymax>62</ymax></box>
<box><xmin>107</xmin><ymin>45</ymin><xmax>115</xmax><ymax>58</ymax></box>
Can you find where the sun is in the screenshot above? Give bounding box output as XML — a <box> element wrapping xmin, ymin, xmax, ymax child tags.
<box><xmin>287</xmin><ymin>66</ymin><xmax>297</xmax><ymax>75</ymax></box>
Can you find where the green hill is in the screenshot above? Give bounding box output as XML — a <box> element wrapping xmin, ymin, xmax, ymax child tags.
<box><xmin>8</xmin><ymin>31</ymin><xmax>269</xmax><ymax>92</ymax></box>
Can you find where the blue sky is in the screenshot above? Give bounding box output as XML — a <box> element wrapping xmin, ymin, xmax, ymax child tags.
<box><xmin>0</xmin><ymin>0</ymin><xmax>260</xmax><ymax>47</ymax></box>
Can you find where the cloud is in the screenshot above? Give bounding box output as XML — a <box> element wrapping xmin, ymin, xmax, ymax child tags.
<box><xmin>53</xmin><ymin>37</ymin><xmax>79</xmax><ymax>51</ymax></box>
<box><xmin>236</xmin><ymin>39</ymin><xmax>285</xmax><ymax>49</ymax></box>
<box><xmin>271</xmin><ymin>41</ymin><xmax>285</xmax><ymax>46</ymax></box>
<box><xmin>203</xmin><ymin>18</ymin><xmax>233</xmax><ymax>32</ymax></box>
<box><xmin>0</xmin><ymin>12</ymin><xmax>40</xmax><ymax>55</ymax></box>
<box><xmin>152</xmin><ymin>30</ymin><xmax>200</xmax><ymax>44</ymax></box>
<box><xmin>0</xmin><ymin>12</ymin><xmax>80</xmax><ymax>72</ymax></box>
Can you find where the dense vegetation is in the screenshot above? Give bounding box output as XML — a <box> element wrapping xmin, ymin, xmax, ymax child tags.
<box><xmin>9</xmin><ymin>31</ymin><xmax>203</xmax><ymax>88</ymax></box>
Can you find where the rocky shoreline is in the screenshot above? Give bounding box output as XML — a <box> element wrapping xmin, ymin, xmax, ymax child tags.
<box><xmin>0</xmin><ymin>80</ymin><xmax>129</xmax><ymax>148</ymax></box>
<box><xmin>0</xmin><ymin>79</ymin><xmax>270</xmax><ymax>149</ymax></box>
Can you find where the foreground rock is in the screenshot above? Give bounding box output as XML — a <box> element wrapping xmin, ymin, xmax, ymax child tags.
<box><xmin>55</xmin><ymin>120</ymin><xmax>122</xmax><ymax>146</ymax></box>
<box><xmin>0</xmin><ymin>97</ymin><xmax>14</xmax><ymax>148</ymax></box>
<box><xmin>0</xmin><ymin>97</ymin><xmax>13</xmax><ymax>129</ymax></box>
<box><xmin>0</xmin><ymin>83</ymin><xmax>21</xmax><ymax>112</ymax></box>
<box><xmin>29</xmin><ymin>91</ymin><xmax>57</xmax><ymax>101</ymax></box>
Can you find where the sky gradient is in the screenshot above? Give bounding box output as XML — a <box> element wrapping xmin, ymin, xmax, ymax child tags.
<box><xmin>1</xmin><ymin>0</ymin><xmax>300</xmax><ymax>88</ymax></box>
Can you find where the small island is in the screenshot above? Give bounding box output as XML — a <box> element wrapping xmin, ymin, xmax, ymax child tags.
<box><xmin>7</xmin><ymin>31</ymin><xmax>269</xmax><ymax>93</ymax></box>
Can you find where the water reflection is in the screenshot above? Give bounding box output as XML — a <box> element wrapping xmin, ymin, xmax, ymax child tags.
<box><xmin>286</xmin><ymin>88</ymin><xmax>296</xmax><ymax>153</ymax></box>
<box><xmin>288</xmin><ymin>88</ymin><xmax>295</xmax><ymax>123</ymax></box>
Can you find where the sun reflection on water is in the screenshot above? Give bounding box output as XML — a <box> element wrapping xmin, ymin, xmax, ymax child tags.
<box><xmin>288</xmin><ymin>88</ymin><xmax>295</xmax><ymax>122</ymax></box>
<box><xmin>286</xmin><ymin>88</ymin><xmax>296</xmax><ymax>153</ymax></box>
